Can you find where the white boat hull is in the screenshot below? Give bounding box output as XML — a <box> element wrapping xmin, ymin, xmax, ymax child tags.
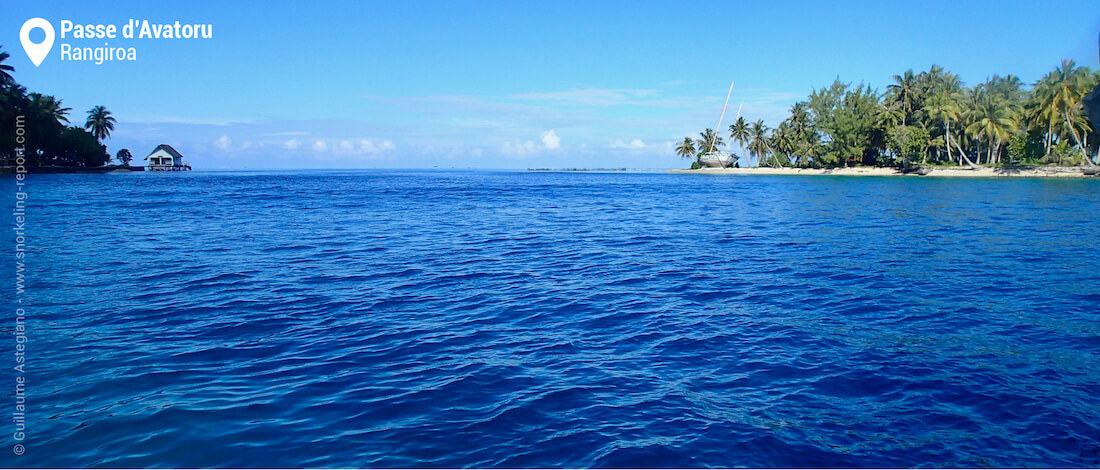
<box><xmin>699</xmin><ymin>152</ymin><xmax>737</xmax><ymax>168</ymax></box>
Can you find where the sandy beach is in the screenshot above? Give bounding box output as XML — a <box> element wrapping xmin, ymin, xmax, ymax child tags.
<box><xmin>670</xmin><ymin>166</ymin><xmax>1100</xmax><ymax>178</ymax></box>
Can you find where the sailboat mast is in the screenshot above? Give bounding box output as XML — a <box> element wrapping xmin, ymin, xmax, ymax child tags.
<box><xmin>708</xmin><ymin>80</ymin><xmax>735</xmax><ymax>153</ymax></box>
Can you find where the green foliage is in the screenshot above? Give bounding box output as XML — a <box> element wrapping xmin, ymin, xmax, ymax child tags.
<box><xmin>696</xmin><ymin>128</ymin><xmax>723</xmax><ymax>153</ymax></box>
<box><xmin>0</xmin><ymin>49</ymin><xmax>14</xmax><ymax>86</ymax></box>
<box><xmin>1007</xmin><ymin>132</ymin><xmax>1044</xmax><ymax>163</ymax></box>
<box><xmin>674</xmin><ymin>63</ymin><xmax>1098</xmax><ymax>168</ymax></box>
<box><xmin>748</xmin><ymin>120</ymin><xmax>772</xmax><ymax>166</ymax></box>
<box><xmin>117</xmin><ymin>148</ymin><xmax>134</xmax><ymax>166</ymax></box>
<box><xmin>0</xmin><ymin>46</ymin><xmax>113</xmax><ymax>167</ymax></box>
<box><xmin>965</xmin><ymin>89</ymin><xmax>1020</xmax><ymax>164</ymax></box>
<box><xmin>728</xmin><ymin>117</ymin><xmax>749</xmax><ymax>150</ymax></box>
<box><xmin>886</xmin><ymin>125</ymin><xmax>930</xmax><ymax>165</ymax></box>
<box><xmin>1030</xmin><ymin>60</ymin><xmax>1097</xmax><ymax>163</ymax></box>
<box><xmin>675</xmin><ymin>137</ymin><xmax>696</xmax><ymax>161</ymax></box>
<box><xmin>689</xmin><ymin>161</ymin><xmax>702</xmax><ymax>170</ymax></box>
<box><xmin>1046</xmin><ymin>140</ymin><xmax>1077</xmax><ymax>165</ymax></box>
<box><xmin>85</xmin><ymin>105</ymin><xmax>116</xmax><ymax>141</ymax></box>
<box><xmin>808</xmin><ymin>80</ymin><xmax>882</xmax><ymax>166</ymax></box>
<box><xmin>55</xmin><ymin>128</ymin><xmax>109</xmax><ymax>167</ymax></box>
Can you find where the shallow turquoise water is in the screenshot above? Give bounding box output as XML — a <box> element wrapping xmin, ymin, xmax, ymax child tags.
<box><xmin>3</xmin><ymin>170</ymin><xmax>1100</xmax><ymax>467</ymax></box>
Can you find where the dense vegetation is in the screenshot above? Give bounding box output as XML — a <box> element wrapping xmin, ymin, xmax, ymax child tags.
<box><xmin>678</xmin><ymin>62</ymin><xmax>1100</xmax><ymax>168</ymax></box>
<box><xmin>1</xmin><ymin>46</ymin><xmax>115</xmax><ymax>167</ymax></box>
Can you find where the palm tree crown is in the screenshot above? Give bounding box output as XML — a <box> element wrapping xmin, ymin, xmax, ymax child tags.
<box><xmin>696</xmin><ymin>128</ymin><xmax>723</xmax><ymax>153</ymax></box>
<box><xmin>31</xmin><ymin>93</ymin><xmax>72</xmax><ymax>124</ymax></box>
<box><xmin>0</xmin><ymin>48</ymin><xmax>15</xmax><ymax>86</ymax></box>
<box><xmin>85</xmin><ymin>105</ymin><xmax>116</xmax><ymax>141</ymax></box>
<box><xmin>748</xmin><ymin>120</ymin><xmax>772</xmax><ymax>167</ymax></box>
<box><xmin>675</xmin><ymin>137</ymin><xmax>696</xmax><ymax>161</ymax></box>
<box><xmin>729</xmin><ymin>117</ymin><xmax>749</xmax><ymax>150</ymax></box>
<box><xmin>887</xmin><ymin>70</ymin><xmax>919</xmax><ymax>124</ymax></box>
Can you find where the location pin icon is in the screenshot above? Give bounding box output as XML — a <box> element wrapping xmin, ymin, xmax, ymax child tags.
<box><xmin>20</xmin><ymin>18</ymin><xmax>55</xmax><ymax>67</ymax></box>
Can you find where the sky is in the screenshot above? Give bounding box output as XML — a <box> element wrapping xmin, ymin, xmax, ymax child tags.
<box><xmin>4</xmin><ymin>0</ymin><xmax>1099</xmax><ymax>169</ymax></box>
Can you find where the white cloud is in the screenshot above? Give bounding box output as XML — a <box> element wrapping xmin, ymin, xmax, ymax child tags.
<box><xmin>214</xmin><ymin>134</ymin><xmax>232</xmax><ymax>150</ymax></box>
<box><xmin>501</xmin><ymin>140</ymin><xmax>540</xmax><ymax>156</ymax></box>
<box><xmin>501</xmin><ymin>130</ymin><xmax>564</xmax><ymax>157</ymax></box>
<box><xmin>610</xmin><ymin>138</ymin><xmax>646</xmax><ymax>150</ymax></box>
<box><xmin>541</xmin><ymin>130</ymin><xmax>561</xmax><ymax>149</ymax></box>
<box><xmin>240</xmin><ymin>141</ymin><xmax>253</xmax><ymax>150</ymax></box>
<box><xmin>360</xmin><ymin>139</ymin><xmax>396</xmax><ymax>154</ymax></box>
<box><xmin>298</xmin><ymin>137</ymin><xmax>397</xmax><ymax>159</ymax></box>
<box><xmin>283</xmin><ymin>138</ymin><xmax>301</xmax><ymax>150</ymax></box>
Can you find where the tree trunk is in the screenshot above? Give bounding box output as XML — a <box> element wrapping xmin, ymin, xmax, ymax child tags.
<box><xmin>953</xmin><ymin>138</ymin><xmax>978</xmax><ymax>168</ymax></box>
<box><xmin>1085</xmin><ymin>133</ymin><xmax>1093</xmax><ymax>166</ymax></box>
<box><xmin>1086</xmin><ymin>133</ymin><xmax>1091</xmax><ymax>162</ymax></box>
<box><xmin>1045</xmin><ymin>118</ymin><xmax>1054</xmax><ymax>158</ymax></box>
<box><xmin>945</xmin><ymin>121</ymin><xmax>954</xmax><ymax>165</ymax></box>
<box><xmin>1063</xmin><ymin>108</ymin><xmax>1095</xmax><ymax>166</ymax></box>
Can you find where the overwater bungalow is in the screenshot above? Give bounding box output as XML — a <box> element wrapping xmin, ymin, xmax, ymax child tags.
<box><xmin>145</xmin><ymin>144</ymin><xmax>192</xmax><ymax>171</ymax></box>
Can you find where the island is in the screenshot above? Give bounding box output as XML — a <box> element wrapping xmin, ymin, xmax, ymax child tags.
<box><xmin>1</xmin><ymin>45</ymin><xmax>170</xmax><ymax>174</ymax></box>
<box><xmin>675</xmin><ymin>62</ymin><xmax>1100</xmax><ymax>177</ymax></box>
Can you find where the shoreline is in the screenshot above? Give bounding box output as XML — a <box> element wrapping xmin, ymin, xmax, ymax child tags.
<box><xmin>669</xmin><ymin>166</ymin><xmax>1100</xmax><ymax>179</ymax></box>
<box><xmin>0</xmin><ymin>165</ymin><xmax>145</xmax><ymax>174</ymax></box>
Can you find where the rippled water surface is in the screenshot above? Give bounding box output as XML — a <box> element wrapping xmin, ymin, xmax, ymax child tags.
<box><xmin>4</xmin><ymin>170</ymin><xmax>1100</xmax><ymax>467</ymax></box>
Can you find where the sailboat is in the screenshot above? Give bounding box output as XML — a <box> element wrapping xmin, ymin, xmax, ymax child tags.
<box><xmin>698</xmin><ymin>80</ymin><xmax>740</xmax><ymax>168</ymax></box>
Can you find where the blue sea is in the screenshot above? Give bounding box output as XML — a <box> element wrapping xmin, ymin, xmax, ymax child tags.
<box><xmin>3</xmin><ymin>170</ymin><xmax>1100</xmax><ymax>468</ymax></box>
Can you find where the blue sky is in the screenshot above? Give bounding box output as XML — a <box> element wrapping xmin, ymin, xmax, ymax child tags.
<box><xmin>4</xmin><ymin>0</ymin><xmax>1099</xmax><ymax>169</ymax></box>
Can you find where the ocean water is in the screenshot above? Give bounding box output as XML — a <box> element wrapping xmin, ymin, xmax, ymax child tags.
<box><xmin>3</xmin><ymin>170</ymin><xmax>1100</xmax><ymax>468</ymax></box>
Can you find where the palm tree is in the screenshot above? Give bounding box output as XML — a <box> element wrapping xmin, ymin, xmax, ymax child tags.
<box><xmin>696</xmin><ymin>128</ymin><xmax>723</xmax><ymax>154</ymax></box>
<box><xmin>986</xmin><ymin>75</ymin><xmax>1027</xmax><ymax>108</ymax></box>
<box><xmin>728</xmin><ymin>117</ymin><xmax>749</xmax><ymax>152</ymax></box>
<box><xmin>924</xmin><ymin>91</ymin><xmax>977</xmax><ymax>167</ymax></box>
<box><xmin>46</xmin><ymin>97</ymin><xmax>71</xmax><ymax>124</ymax></box>
<box><xmin>785</xmin><ymin>103</ymin><xmax>815</xmax><ymax>165</ymax></box>
<box><xmin>877</xmin><ymin>101</ymin><xmax>905</xmax><ymax>129</ymax></box>
<box><xmin>675</xmin><ymin>137</ymin><xmax>696</xmax><ymax>161</ymax></box>
<box><xmin>748</xmin><ymin>120</ymin><xmax>772</xmax><ymax>167</ymax></box>
<box><xmin>1</xmin><ymin>84</ymin><xmax>28</xmax><ymax>114</ymax></box>
<box><xmin>85</xmin><ymin>106</ymin><xmax>116</xmax><ymax>141</ymax></box>
<box><xmin>1030</xmin><ymin>61</ymin><xmax>1098</xmax><ymax>165</ymax></box>
<box><xmin>799</xmin><ymin>128</ymin><xmax>823</xmax><ymax>166</ymax></box>
<box><xmin>887</xmin><ymin>70</ymin><xmax>920</xmax><ymax>125</ymax></box>
<box><xmin>30</xmin><ymin>93</ymin><xmax>71</xmax><ymax>124</ymax></box>
<box><xmin>966</xmin><ymin>92</ymin><xmax>1019</xmax><ymax>164</ymax></box>
<box><xmin>916</xmin><ymin>66</ymin><xmax>963</xmax><ymax>115</ymax></box>
<box><xmin>1028</xmin><ymin>77</ymin><xmax>1059</xmax><ymax>156</ymax></box>
<box><xmin>0</xmin><ymin>47</ymin><xmax>15</xmax><ymax>86</ymax></box>
<box><xmin>787</xmin><ymin>103</ymin><xmax>811</xmax><ymax>135</ymax></box>
<box><xmin>771</xmin><ymin>123</ymin><xmax>796</xmax><ymax>166</ymax></box>
<box><xmin>1047</xmin><ymin>60</ymin><xmax>1095</xmax><ymax>165</ymax></box>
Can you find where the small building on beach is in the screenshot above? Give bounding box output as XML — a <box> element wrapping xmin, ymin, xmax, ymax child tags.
<box><xmin>145</xmin><ymin>144</ymin><xmax>192</xmax><ymax>171</ymax></box>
